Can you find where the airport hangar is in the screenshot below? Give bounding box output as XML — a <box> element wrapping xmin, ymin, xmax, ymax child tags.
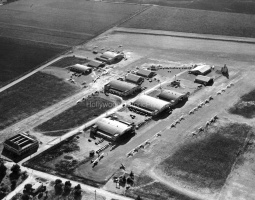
<box><xmin>69</xmin><ymin>64</ymin><xmax>92</xmax><ymax>74</ymax></box>
<box><xmin>158</xmin><ymin>90</ymin><xmax>189</xmax><ymax>106</ymax></box>
<box><xmin>104</xmin><ymin>80</ymin><xmax>141</xmax><ymax>97</ymax></box>
<box><xmin>195</xmin><ymin>75</ymin><xmax>214</xmax><ymax>86</ymax></box>
<box><xmin>136</xmin><ymin>68</ymin><xmax>155</xmax><ymax>78</ymax></box>
<box><xmin>90</xmin><ymin>118</ymin><xmax>135</xmax><ymax>141</ymax></box>
<box><xmin>87</xmin><ymin>60</ymin><xmax>105</xmax><ymax>68</ymax></box>
<box><xmin>189</xmin><ymin>65</ymin><xmax>211</xmax><ymax>75</ymax></box>
<box><xmin>96</xmin><ymin>51</ymin><xmax>124</xmax><ymax>64</ymax></box>
<box><xmin>129</xmin><ymin>95</ymin><xmax>171</xmax><ymax>116</ymax></box>
<box><xmin>125</xmin><ymin>73</ymin><xmax>144</xmax><ymax>85</ymax></box>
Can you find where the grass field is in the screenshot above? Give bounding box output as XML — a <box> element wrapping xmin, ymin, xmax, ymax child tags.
<box><xmin>157</xmin><ymin>122</ymin><xmax>252</xmax><ymax>190</ymax></box>
<box><xmin>0</xmin><ymin>36</ymin><xmax>65</xmax><ymax>87</ymax></box>
<box><xmin>126</xmin><ymin>175</ymin><xmax>195</xmax><ymax>200</ymax></box>
<box><xmin>229</xmin><ymin>89</ymin><xmax>255</xmax><ymax>118</ymax></box>
<box><xmin>0</xmin><ymin>0</ymin><xmax>146</xmax><ymax>46</ymax></box>
<box><xmin>121</xmin><ymin>6</ymin><xmax>255</xmax><ymax>38</ymax></box>
<box><xmin>34</xmin><ymin>97</ymin><xmax>115</xmax><ymax>136</ymax></box>
<box><xmin>103</xmin><ymin>0</ymin><xmax>255</xmax><ymax>14</ymax></box>
<box><xmin>0</xmin><ymin>72</ymin><xmax>79</xmax><ymax>130</ymax></box>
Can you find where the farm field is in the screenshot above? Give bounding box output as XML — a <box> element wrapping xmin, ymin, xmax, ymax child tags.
<box><xmin>34</xmin><ymin>96</ymin><xmax>116</xmax><ymax>136</ymax></box>
<box><xmin>0</xmin><ymin>72</ymin><xmax>79</xmax><ymax>131</ymax></box>
<box><xmin>120</xmin><ymin>6</ymin><xmax>255</xmax><ymax>38</ymax></box>
<box><xmin>0</xmin><ymin>0</ymin><xmax>146</xmax><ymax>46</ymax></box>
<box><xmin>0</xmin><ymin>36</ymin><xmax>65</xmax><ymax>87</ymax></box>
<box><xmin>157</xmin><ymin>122</ymin><xmax>252</xmax><ymax>190</ymax></box>
<box><xmin>99</xmin><ymin>0</ymin><xmax>255</xmax><ymax>14</ymax></box>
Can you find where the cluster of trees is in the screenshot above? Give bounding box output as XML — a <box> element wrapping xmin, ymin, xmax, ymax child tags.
<box><xmin>54</xmin><ymin>179</ymin><xmax>82</xmax><ymax>199</ymax></box>
<box><xmin>21</xmin><ymin>183</ymin><xmax>47</xmax><ymax>200</ymax></box>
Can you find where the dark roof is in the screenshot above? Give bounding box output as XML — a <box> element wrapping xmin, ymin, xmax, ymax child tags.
<box><xmin>133</xmin><ymin>95</ymin><xmax>170</xmax><ymax>112</ymax></box>
<box><xmin>87</xmin><ymin>60</ymin><xmax>105</xmax><ymax>68</ymax></box>
<box><xmin>125</xmin><ymin>74</ymin><xmax>144</xmax><ymax>84</ymax></box>
<box><xmin>4</xmin><ymin>133</ymin><xmax>37</xmax><ymax>150</ymax></box>
<box><xmin>195</xmin><ymin>75</ymin><xmax>213</xmax><ymax>83</ymax></box>
<box><xmin>136</xmin><ymin>69</ymin><xmax>154</xmax><ymax>77</ymax></box>
<box><xmin>106</xmin><ymin>80</ymin><xmax>138</xmax><ymax>92</ymax></box>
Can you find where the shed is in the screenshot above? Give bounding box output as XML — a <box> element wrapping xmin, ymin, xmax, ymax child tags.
<box><xmin>132</xmin><ymin>95</ymin><xmax>170</xmax><ymax>116</ymax></box>
<box><xmin>87</xmin><ymin>60</ymin><xmax>105</xmax><ymax>68</ymax></box>
<box><xmin>194</xmin><ymin>75</ymin><xmax>214</xmax><ymax>85</ymax></box>
<box><xmin>158</xmin><ymin>90</ymin><xmax>188</xmax><ymax>105</ymax></box>
<box><xmin>136</xmin><ymin>69</ymin><xmax>155</xmax><ymax>78</ymax></box>
<box><xmin>125</xmin><ymin>74</ymin><xmax>144</xmax><ymax>85</ymax></box>
<box><xmin>70</xmin><ymin>64</ymin><xmax>92</xmax><ymax>74</ymax></box>
<box><xmin>189</xmin><ymin>65</ymin><xmax>211</xmax><ymax>75</ymax></box>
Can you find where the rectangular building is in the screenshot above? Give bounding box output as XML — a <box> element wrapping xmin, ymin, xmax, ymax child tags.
<box><xmin>125</xmin><ymin>74</ymin><xmax>144</xmax><ymax>85</ymax></box>
<box><xmin>136</xmin><ymin>69</ymin><xmax>155</xmax><ymax>78</ymax></box>
<box><xmin>194</xmin><ymin>75</ymin><xmax>214</xmax><ymax>85</ymax></box>
<box><xmin>104</xmin><ymin>80</ymin><xmax>141</xmax><ymax>97</ymax></box>
<box><xmin>189</xmin><ymin>65</ymin><xmax>211</xmax><ymax>75</ymax></box>
<box><xmin>96</xmin><ymin>51</ymin><xmax>124</xmax><ymax>64</ymax></box>
<box><xmin>158</xmin><ymin>90</ymin><xmax>188</xmax><ymax>106</ymax></box>
<box><xmin>87</xmin><ymin>60</ymin><xmax>105</xmax><ymax>68</ymax></box>
<box><xmin>3</xmin><ymin>133</ymin><xmax>39</xmax><ymax>156</ymax></box>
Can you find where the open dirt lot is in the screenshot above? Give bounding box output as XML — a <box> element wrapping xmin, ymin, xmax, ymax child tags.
<box><xmin>120</xmin><ymin>6</ymin><xmax>255</xmax><ymax>38</ymax></box>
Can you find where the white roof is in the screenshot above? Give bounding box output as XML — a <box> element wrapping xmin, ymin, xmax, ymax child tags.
<box><xmin>190</xmin><ymin>65</ymin><xmax>211</xmax><ymax>73</ymax></box>
<box><xmin>101</xmin><ymin>51</ymin><xmax>120</xmax><ymax>59</ymax></box>
<box><xmin>71</xmin><ymin>64</ymin><xmax>91</xmax><ymax>72</ymax></box>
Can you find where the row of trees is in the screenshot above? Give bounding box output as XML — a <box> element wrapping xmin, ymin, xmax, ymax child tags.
<box><xmin>55</xmin><ymin>179</ymin><xmax>82</xmax><ymax>198</ymax></box>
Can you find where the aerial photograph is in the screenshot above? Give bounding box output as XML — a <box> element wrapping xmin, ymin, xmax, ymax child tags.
<box><xmin>0</xmin><ymin>0</ymin><xmax>255</xmax><ymax>199</ymax></box>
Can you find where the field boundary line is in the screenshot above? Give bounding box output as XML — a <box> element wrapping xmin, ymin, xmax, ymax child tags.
<box><xmin>114</xmin><ymin>27</ymin><xmax>255</xmax><ymax>44</ymax></box>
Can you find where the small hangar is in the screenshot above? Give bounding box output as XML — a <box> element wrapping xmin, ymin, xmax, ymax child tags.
<box><xmin>104</xmin><ymin>80</ymin><xmax>141</xmax><ymax>97</ymax></box>
<box><xmin>158</xmin><ymin>90</ymin><xmax>189</xmax><ymax>106</ymax></box>
<box><xmin>189</xmin><ymin>65</ymin><xmax>211</xmax><ymax>75</ymax></box>
<box><xmin>69</xmin><ymin>64</ymin><xmax>92</xmax><ymax>74</ymax></box>
<box><xmin>125</xmin><ymin>73</ymin><xmax>144</xmax><ymax>85</ymax></box>
<box><xmin>87</xmin><ymin>60</ymin><xmax>105</xmax><ymax>68</ymax></box>
<box><xmin>3</xmin><ymin>133</ymin><xmax>39</xmax><ymax>157</ymax></box>
<box><xmin>96</xmin><ymin>51</ymin><xmax>124</xmax><ymax>64</ymax></box>
<box><xmin>195</xmin><ymin>75</ymin><xmax>214</xmax><ymax>86</ymax></box>
<box><xmin>130</xmin><ymin>95</ymin><xmax>171</xmax><ymax>116</ymax></box>
<box><xmin>136</xmin><ymin>69</ymin><xmax>155</xmax><ymax>78</ymax></box>
<box><xmin>90</xmin><ymin>118</ymin><xmax>135</xmax><ymax>141</ymax></box>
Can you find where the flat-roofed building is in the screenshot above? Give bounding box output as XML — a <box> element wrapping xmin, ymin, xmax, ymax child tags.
<box><xmin>104</xmin><ymin>80</ymin><xmax>141</xmax><ymax>97</ymax></box>
<box><xmin>136</xmin><ymin>69</ymin><xmax>155</xmax><ymax>78</ymax></box>
<box><xmin>87</xmin><ymin>60</ymin><xmax>105</xmax><ymax>68</ymax></box>
<box><xmin>189</xmin><ymin>65</ymin><xmax>211</xmax><ymax>75</ymax></box>
<box><xmin>194</xmin><ymin>75</ymin><xmax>214</xmax><ymax>86</ymax></box>
<box><xmin>96</xmin><ymin>51</ymin><xmax>124</xmax><ymax>64</ymax></box>
<box><xmin>70</xmin><ymin>64</ymin><xmax>92</xmax><ymax>74</ymax></box>
<box><xmin>130</xmin><ymin>95</ymin><xmax>171</xmax><ymax>116</ymax></box>
<box><xmin>90</xmin><ymin>118</ymin><xmax>135</xmax><ymax>141</ymax></box>
<box><xmin>125</xmin><ymin>74</ymin><xmax>144</xmax><ymax>85</ymax></box>
<box><xmin>158</xmin><ymin>90</ymin><xmax>189</xmax><ymax>106</ymax></box>
<box><xmin>3</xmin><ymin>133</ymin><xmax>39</xmax><ymax>157</ymax></box>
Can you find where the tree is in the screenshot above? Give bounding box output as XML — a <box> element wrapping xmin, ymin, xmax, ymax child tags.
<box><xmin>11</xmin><ymin>164</ymin><xmax>21</xmax><ymax>174</ymax></box>
<box><xmin>73</xmin><ymin>184</ymin><xmax>82</xmax><ymax>198</ymax></box>
<box><xmin>54</xmin><ymin>179</ymin><xmax>63</xmax><ymax>195</ymax></box>
<box><xmin>21</xmin><ymin>194</ymin><xmax>30</xmax><ymax>200</ymax></box>
<box><xmin>23</xmin><ymin>184</ymin><xmax>33</xmax><ymax>194</ymax></box>
<box><xmin>130</xmin><ymin>171</ymin><xmax>134</xmax><ymax>179</ymax></box>
<box><xmin>11</xmin><ymin>180</ymin><xmax>17</xmax><ymax>191</ymax></box>
<box><xmin>135</xmin><ymin>195</ymin><xmax>142</xmax><ymax>200</ymax></box>
<box><xmin>63</xmin><ymin>181</ymin><xmax>72</xmax><ymax>195</ymax></box>
<box><xmin>0</xmin><ymin>162</ymin><xmax>7</xmax><ymax>180</ymax></box>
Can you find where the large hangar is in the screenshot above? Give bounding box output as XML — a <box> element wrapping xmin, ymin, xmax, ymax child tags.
<box><xmin>90</xmin><ymin>118</ymin><xmax>135</xmax><ymax>141</ymax></box>
<box><xmin>189</xmin><ymin>65</ymin><xmax>211</xmax><ymax>75</ymax></box>
<box><xmin>130</xmin><ymin>95</ymin><xmax>171</xmax><ymax>116</ymax></box>
<box><xmin>96</xmin><ymin>51</ymin><xmax>124</xmax><ymax>64</ymax></box>
<box><xmin>158</xmin><ymin>90</ymin><xmax>189</xmax><ymax>106</ymax></box>
<box><xmin>104</xmin><ymin>80</ymin><xmax>141</xmax><ymax>97</ymax></box>
<box><xmin>69</xmin><ymin>64</ymin><xmax>92</xmax><ymax>74</ymax></box>
<box><xmin>125</xmin><ymin>73</ymin><xmax>144</xmax><ymax>85</ymax></box>
<box><xmin>136</xmin><ymin>69</ymin><xmax>155</xmax><ymax>78</ymax></box>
